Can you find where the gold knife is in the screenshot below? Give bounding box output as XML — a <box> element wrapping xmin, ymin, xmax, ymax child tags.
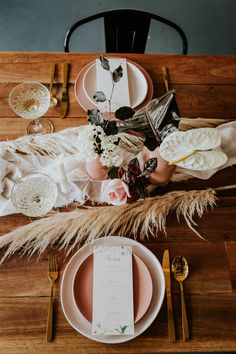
<box><xmin>61</xmin><ymin>63</ymin><xmax>69</xmax><ymax>118</ymax></box>
<box><xmin>161</xmin><ymin>66</ymin><xmax>169</xmax><ymax>93</ymax></box>
<box><xmin>162</xmin><ymin>249</ymin><xmax>176</xmax><ymax>342</ymax></box>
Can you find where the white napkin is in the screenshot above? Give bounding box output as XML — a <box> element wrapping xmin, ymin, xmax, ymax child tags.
<box><xmin>96</xmin><ymin>58</ymin><xmax>130</xmax><ymax>112</ymax></box>
<box><xmin>0</xmin><ymin>127</ymin><xmax>141</xmax><ymax>216</ymax></box>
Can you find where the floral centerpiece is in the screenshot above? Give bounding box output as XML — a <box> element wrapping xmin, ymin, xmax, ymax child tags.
<box><xmin>77</xmin><ymin>56</ymin><xmax>158</xmax><ymax>204</ymax></box>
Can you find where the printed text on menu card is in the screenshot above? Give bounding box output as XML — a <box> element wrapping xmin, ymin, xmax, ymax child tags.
<box><xmin>92</xmin><ymin>246</ymin><xmax>134</xmax><ymax>335</ymax></box>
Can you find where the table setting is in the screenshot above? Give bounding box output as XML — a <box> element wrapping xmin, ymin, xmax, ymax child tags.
<box><xmin>0</xmin><ymin>52</ymin><xmax>236</xmax><ymax>353</ymax></box>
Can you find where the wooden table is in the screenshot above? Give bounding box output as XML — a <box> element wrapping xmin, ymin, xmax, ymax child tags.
<box><xmin>0</xmin><ymin>52</ymin><xmax>236</xmax><ymax>353</ymax></box>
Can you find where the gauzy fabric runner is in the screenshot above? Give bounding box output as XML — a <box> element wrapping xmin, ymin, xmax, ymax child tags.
<box><xmin>0</xmin><ymin>121</ymin><xmax>236</xmax><ymax>216</ymax></box>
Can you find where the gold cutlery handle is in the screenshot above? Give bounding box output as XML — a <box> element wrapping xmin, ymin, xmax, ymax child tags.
<box><xmin>180</xmin><ymin>281</ymin><xmax>189</xmax><ymax>341</ymax></box>
<box><xmin>46</xmin><ymin>284</ymin><xmax>54</xmax><ymax>342</ymax></box>
<box><xmin>162</xmin><ymin>66</ymin><xmax>169</xmax><ymax>93</ymax></box>
<box><xmin>50</xmin><ymin>64</ymin><xmax>56</xmax><ymax>98</ymax></box>
<box><xmin>63</xmin><ymin>63</ymin><xmax>69</xmax><ymax>91</ymax></box>
<box><xmin>166</xmin><ymin>292</ymin><xmax>176</xmax><ymax>342</ymax></box>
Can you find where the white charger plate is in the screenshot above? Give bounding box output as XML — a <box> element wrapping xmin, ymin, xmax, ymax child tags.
<box><xmin>74</xmin><ymin>60</ymin><xmax>153</xmax><ymax>112</ymax></box>
<box><xmin>83</xmin><ymin>60</ymin><xmax>148</xmax><ymax>109</ymax></box>
<box><xmin>60</xmin><ymin>236</ymin><xmax>165</xmax><ymax>344</ymax></box>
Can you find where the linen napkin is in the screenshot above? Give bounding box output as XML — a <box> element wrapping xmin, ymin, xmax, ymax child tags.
<box><xmin>96</xmin><ymin>58</ymin><xmax>130</xmax><ymax>112</ymax></box>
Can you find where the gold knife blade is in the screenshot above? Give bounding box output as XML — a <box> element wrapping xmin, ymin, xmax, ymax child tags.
<box><xmin>61</xmin><ymin>63</ymin><xmax>69</xmax><ymax>118</ymax></box>
<box><xmin>162</xmin><ymin>249</ymin><xmax>176</xmax><ymax>342</ymax></box>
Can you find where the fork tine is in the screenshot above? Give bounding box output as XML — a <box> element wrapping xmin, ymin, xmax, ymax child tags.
<box><xmin>49</xmin><ymin>254</ymin><xmax>53</xmax><ymax>271</ymax></box>
<box><xmin>48</xmin><ymin>254</ymin><xmax>51</xmax><ymax>271</ymax></box>
<box><xmin>54</xmin><ymin>255</ymin><xmax>58</xmax><ymax>271</ymax></box>
<box><xmin>53</xmin><ymin>254</ymin><xmax>56</xmax><ymax>272</ymax></box>
<box><xmin>51</xmin><ymin>254</ymin><xmax>54</xmax><ymax>272</ymax></box>
<box><xmin>48</xmin><ymin>253</ymin><xmax>58</xmax><ymax>272</ymax></box>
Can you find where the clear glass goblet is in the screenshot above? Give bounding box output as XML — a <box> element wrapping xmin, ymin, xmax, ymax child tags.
<box><xmin>9</xmin><ymin>82</ymin><xmax>54</xmax><ymax>134</ymax></box>
<box><xmin>11</xmin><ymin>173</ymin><xmax>58</xmax><ymax>217</ymax></box>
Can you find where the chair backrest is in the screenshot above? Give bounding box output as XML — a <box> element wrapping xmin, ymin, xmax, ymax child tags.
<box><xmin>64</xmin><ymin>9</ymin><xmax>188</xmax><ymax>54</ymax></box>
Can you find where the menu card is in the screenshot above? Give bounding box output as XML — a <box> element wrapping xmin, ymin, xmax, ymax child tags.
<box><xmin>96</xmin><ymin>58</ymin><xmax>130</xmax><ymax>112</ymax></box>
<box><xmin>92</xmin><ymin>245</ymin><xmax>134</xmax><ymax>335</ymax></box>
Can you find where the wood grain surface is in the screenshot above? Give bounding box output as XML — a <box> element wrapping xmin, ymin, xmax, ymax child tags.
<box><xmin>0</xmin><ymin>52</ymin><xmax>236</xmax><ymax>353</ymax></box>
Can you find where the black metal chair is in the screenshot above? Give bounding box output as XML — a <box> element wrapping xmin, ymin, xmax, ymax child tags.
<box><xmin>64</xmin><ymin>9</ymin><xmax>188</xmax><ymax>54</ymax></box>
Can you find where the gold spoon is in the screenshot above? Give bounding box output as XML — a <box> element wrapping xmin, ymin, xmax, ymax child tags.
<box><xmin>171</xmin><ymin>256</ymin><xmax>189</xmax><ymax>341</ymax></box>
<box><xmin>49</xmin><ymin>64</ymin><xmax>57</xmax><ymax>108</ymax></box>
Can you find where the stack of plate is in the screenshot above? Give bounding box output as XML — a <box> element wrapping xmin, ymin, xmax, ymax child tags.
<box><xmin>74</xmin><ymin>59</ymin><xmax>154</xmax><ymax>112</ymax></box>
<box><xmin>61</xmin><ymin>236</ymin><xmax>165</xmax><ymax>344</ymax></box>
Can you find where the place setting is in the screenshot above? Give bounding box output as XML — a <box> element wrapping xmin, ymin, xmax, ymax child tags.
<box><xmin>47</xmin><ymin>241</ymin><xmax>191</xmax><ymax>344</ymax></box>
<box><xmin>60</xmin><ymin>236</ymin><xmax>165</xmax><ymax>344</ymax></box>
<box><xmin>74</xmin><ymin>56</ymin><xmax>154</xmax><ymax>114</ymax></box>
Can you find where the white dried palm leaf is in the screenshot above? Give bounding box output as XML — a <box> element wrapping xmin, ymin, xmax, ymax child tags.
<box><xmin>179</xmin><ymin>117</ymin><xmax>228</xmax><ymax>131</ymax></box>
<box><xmin>0</xmin><ymin>127</ymin><xmax>83</xmax><ymax>157</ymax></box>
<box><xmin>0</xmin><ymin>187</ymin><xmax>223</xmax><ymax>262</ymax></box>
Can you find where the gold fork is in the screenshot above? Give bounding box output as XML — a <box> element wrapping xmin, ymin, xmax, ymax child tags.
<box><xmin>46</xmin><ymin>254</ymin><xmax>58</xmax><ymax>342</ymax></box>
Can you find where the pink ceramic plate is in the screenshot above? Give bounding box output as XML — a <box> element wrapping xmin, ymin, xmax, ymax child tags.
<box><xmin>74</xmin><ymin>59</ymin><xmax>154</xmax><ymax>112</ymax></box>
<box><xmin>73</xmin><ymin>252</ymin><xmax>153</xmax><ymax>324</ymax></box>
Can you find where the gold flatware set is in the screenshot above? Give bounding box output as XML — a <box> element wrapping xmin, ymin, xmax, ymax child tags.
<box><xmin>162</xmin><ymin>250</ymin><xmax>189</xmax><ymax>342</ymax></box>
<box><xmin>61</xmin><ymin>63</ymin><xmax>69</xmax><ymax>118</ymax></box>
<box><xmin>46</xmin><ymin>254</ymin><xmax>58</xmax><ymax>342</ymax></box>
<box><xmin>172</xmin><ymin>255</ymin><xmax>189</xmax><ymax>341</ymax></box>
<box><xmin>49</xmin><ymin>64</ymin><xmax>57</xmax><ymax>108</ymax></box>
<box><xmin>49</xmin><ymin>63</ymin><xmax>69</xmax><ymax>118</ymax></box>
<box><xmin>162</xmin><ymin>250</ymin><xmax>176</xmax><ymax>342</ymax></box>
<box><xmin>46</xmin><ymin>250</ymin><xmax>189</xmax><ymax>343</ymax></box>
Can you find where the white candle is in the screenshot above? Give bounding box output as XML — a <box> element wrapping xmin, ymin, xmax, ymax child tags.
<box><xmin>57</xmin><ymin>155</ymin><xmax>70</xmax><ymax>194</ymax></box>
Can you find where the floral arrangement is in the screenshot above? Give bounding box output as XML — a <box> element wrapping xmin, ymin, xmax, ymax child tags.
<box><xmin>76</xmin><ymin>124</ymin><xmax>122</xmax><ymax>167</ymax></box>
<box><xmin>79</xmin><ymin>56</ymin><xmax>158</xmax><ymax>204</ymax></box>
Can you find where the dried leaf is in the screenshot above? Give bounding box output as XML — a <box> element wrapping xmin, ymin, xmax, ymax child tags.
<box><xmin>128</xmin><ymin>157</ymin><xmax>141</xmax><ymax>175</ymax></box>
<box><xmin>104</xmin><ymin>121</ymin><xmax>118</xmax><ymax>136</ymax></box>
<box><xmin>100</xmin><ymin>56</ymin><xmax>110</xmax><ymax>71</ymax></box>
<box><xmin>115</xmin><ymin>106</ymin><xmax>135</xmax><ymax>120</ymax></box>
<box><xmin>140</xmin><ymin>158</ymin><xmax>158</xmax><ymax>177</ymax></box>
<box><xmin>93</xmin><ymin>91</ymin><xmax>107</xmax><ymax>102</ymax></box>
<box><xmin>87</xmin><ymin>109</ymin><xmax>104</xmax><ymax>126</ymax></box>
<box><xmin>112</xmin><ymin>65</ymin><xmax>123</xmax><ymax>82</ymax></box>
<box><xmin>107</xmin><ymin>167</ymin><xmax>119</xmax><ymax>179</ymax></box>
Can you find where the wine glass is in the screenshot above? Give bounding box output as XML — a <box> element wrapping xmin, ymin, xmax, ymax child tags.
<box><xmin>9</xmin><ymin>82</ymin><xmax>54</xmax><ymax>134</ymax></box>
<box><xmin>11</xmin><ymin>173</ymin><xmax>58</xmax><ymax>217</ymax></box>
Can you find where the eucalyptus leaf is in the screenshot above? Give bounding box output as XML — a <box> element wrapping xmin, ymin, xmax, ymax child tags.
<box><xmin>104</xmin><ymin>121</ymin><xmax>119</xmax><ymax>136</ymax></box>
<box><xmin>93</xmin><ymin>91</ymin><xmax>107</xmax><ymax>102</ymax></box>
<box><xmin>115</xmin><ymin>106</ymin><xmax>135</xmax><ymax>120</ymax></box>
<box><xmin>100</xmin><ymin>56</ymin><xmax>110</xmax><ymax>71</ymax></box>
<box><xmin>87</xmin><ymin>109</ymin><xmax>104</xmax><ymax>126</ymax></box>
<box><xmin>128</xmin><ymin>157</ymin><xmax>141</xmax><ymax>175</ymax></box>
<box><xmin>107</xmin><ymin>166</ymin><xmax>119</xmax><ymax>179</ymax></box>
<box><xmin>112</xmin><ymin>65</ymin><xmax>123</xmax><ymax>82</ymax></box>
<box><xmin>139</xmin><ymin>158</ymin><xmax>158</xmax><ymax>177</ymax></box>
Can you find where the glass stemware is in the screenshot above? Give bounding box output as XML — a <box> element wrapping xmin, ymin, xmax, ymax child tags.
<box><xmin>9</xmin><ymin>82</ymin><xmax>54</xmax><ymax>134</ymax></box>
<box><xmin>11</xmin><ymin>173</ymin><xmax>58</xmax><ymax>217</ymax></box>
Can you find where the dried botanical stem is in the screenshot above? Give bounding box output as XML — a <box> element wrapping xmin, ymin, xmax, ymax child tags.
<box><xmin>0</xmin><ymin>187</ymin><xmax>231</xmax><ymax>262</ymax></box>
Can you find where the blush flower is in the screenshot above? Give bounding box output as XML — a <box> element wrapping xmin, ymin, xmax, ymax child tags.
<box><xmin>101</xmin><ymin>179</ymin><xmax>130</xmax><ymax>205</ymax></box>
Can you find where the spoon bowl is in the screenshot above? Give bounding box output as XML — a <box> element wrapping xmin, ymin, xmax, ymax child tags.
<box><xmin>171</xmin><ymin>255</ymin><xmax>189</xmax><ymax>341</ymax></box>
<box><xmin>171</xmin><ymin>255</ymin><xmax>189</xmax><ymax>282</ymax></box>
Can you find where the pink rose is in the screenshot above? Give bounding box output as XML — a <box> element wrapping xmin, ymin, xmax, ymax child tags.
<box><xmin>101</xmin><ymin>179</ymin><xmax>130</xmax><ymax>205</ymax></box>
